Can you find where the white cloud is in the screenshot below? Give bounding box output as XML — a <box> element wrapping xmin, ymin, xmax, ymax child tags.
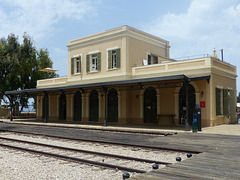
<box><xmin>144</xmin><ymin>0</ymin><xmax>240</xmax><ymax>62</ymax></box>
<box><xmin>0</xmin><ymin>0</ymin><xmax>97</xmax><ymax>41</ymax></box>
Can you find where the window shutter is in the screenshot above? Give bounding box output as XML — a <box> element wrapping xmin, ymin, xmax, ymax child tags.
<box><xmin>216</xmin><ymin>88</ymin><xmax>220</xmax><ymax>115</ymax></box>
<box><xmin>223</xmin><ymin>89</ymin><xmax>228</xmax><ymax>115</ymax></box>
<box><xmin>86</xmin><ymin>55</ymin><xmax>90</xmax><ymax>72</ymax></box>
<box><xmin>148</xmin><ymin>55</ymin><xmax>151</xmax><ymax>65</ymax></box>
<box><xmin>153</xmin><ymin>56</ymin><xmax>158</xmax><ymax>64</ymax></box>
<box><xmin>71</xmin><ymin>58</ymin><xmax>74</xmax><ymax>75</ymax></box>
<box><xmin>97</xmin><ymin>52</ymin><xmax>101</xmax><ymax>71</ymax></box>
<box><xmin>116</xmin><ymin>48</ymin><xmax>120</xmax><ymax>68</ymax></box>
<box><xmin>229</xmin><ymin>90</ymin><xmax>235</xmax><ymax>116</ymax></box>
<box><xmin>108</xmin><ymin>50</ymin><xmax>112</xmax><ymax>69</ymax></box>
<box><xmin>79</xmin><ymin>56</ymin><xmax>81</xmax><ymax>73</ymax></box>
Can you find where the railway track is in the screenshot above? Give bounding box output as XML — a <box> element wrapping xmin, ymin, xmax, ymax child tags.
<box><xmin>0</xmin><ymin>133</ymin><xmax>181</xmax><ymax>174</ymax></box>
<box><xmin>0</xmin><ymin>121</ymin><xmax>176</xmax><ymax>136</ymax></box>
<box><xmin>2</xmin><ymin>130</ymin><xmax>202</xmax><ymax>154</ymax></box>
<box><xmin>0</xmin><ymin>127</ymin><xmax>200</xmax><ymax>179</ymax></box>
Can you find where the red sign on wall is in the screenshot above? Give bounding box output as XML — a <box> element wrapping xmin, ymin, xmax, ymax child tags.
<box><xmin>200</xmin><ymin>101</ymin><xmax>205</xmax><ymax>108</ymax></box>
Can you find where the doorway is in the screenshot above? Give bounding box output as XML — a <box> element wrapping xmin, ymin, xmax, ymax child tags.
<box><xmin>59</xmin><ymin>92</ymin><xmax>66</xmax><ymax>120</ymax></box>
<box><xmin>42</xmin><ymin>93</ymin><xmax>49</xmax><ymax>120</ymax></box>
<box><xmin>179</xmin><ymin>84</ymin><xmax>195</xmax><ymax>125</ymax></box>
<box><xmin>144</xmin><ymin>87</ymin><xmax>157</xmax><ymax>123</ymax></box>
<box><xmin>74</xmin><ymin>91</ymin><xmax>82</xmax><ymax>121</ymax></box>
<box><xmin>89</xmin><ymin>90</ymin><xmax>99</xmax><ymax>122</ymax></box>
<box><xmin>108</xmin><ymin>89</ymin><xmax>118</xmax><ymax>122</ymax></box>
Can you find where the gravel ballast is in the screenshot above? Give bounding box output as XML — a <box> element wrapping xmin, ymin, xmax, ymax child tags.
<box><xmin>0</xmin><ymin>132</ymin><xmax>187</xmax><ymax>179</ymax></box>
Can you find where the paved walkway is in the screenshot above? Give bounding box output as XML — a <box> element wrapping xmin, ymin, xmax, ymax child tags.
<box><xmin>200</xmin><ymin>124</ymin><xmax>240</xmax><ymax>136</ymax></box>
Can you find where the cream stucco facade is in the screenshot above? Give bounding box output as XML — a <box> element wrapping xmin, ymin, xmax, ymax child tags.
<box><xmin>33</xmin><ymin>26</ymin><xmax>237</xmax><ymax>128</ymax></box>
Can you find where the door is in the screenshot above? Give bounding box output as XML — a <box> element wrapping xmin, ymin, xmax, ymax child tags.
<box><xmin>42</xmin><ymin>93</ymin><xmax>49</xmax><ymax>120</ymax></box>
<box><xmin>108</xmin><ymin>89</ymin><xmax>118</xmax><ymax>122</ymax></box>
<box><xmin>89</xmin><ymin>90</ymin><xmax>99</xmax><ymax>122</ymax></box>
<box><xmin>74</xmin><ymin>91</ymin><xmax>82</xmax><ymax>121</ymax></box>
<box><xmin>144</xmin><ymin>87</ymin><xmax>157</xmax><ymax>123</ymax></box>
<box><xmin>179</xmin><ymin>84</ymin><xmax>195</xmax><ymax>125</ymax></box>
<box><xmin>59</xmin><ymin>92</ymin><xmax>66</xmax><ymax>120</ymax></box>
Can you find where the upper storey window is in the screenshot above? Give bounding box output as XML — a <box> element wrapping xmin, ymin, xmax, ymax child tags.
<box><xmin>71</xmin><ymin>56</ymin><xmax>81</xmax><ymax>75</ymax></box>
<box><xmin>91</xmin><ymin>54</ymin><xmax>97</xmax><ymax>71</ymax></box>
<box><xmin>148</xmin><ymin>54</ymin><xmax>158</xmax><ymax>65</ymax></box>
<box><xmin>108</xmin><ymin>48</ymin><xmax>120</xmax><ymax>69</ymax></box>
<box><xmin>76</xmin><ymin>57</ymin><xmax>81</xmax><ymax>73</ymax></box>
<box><xmin>87</xmin><ymin>53</ymin><xmax>101</xmax><ymax>72</ymax></box>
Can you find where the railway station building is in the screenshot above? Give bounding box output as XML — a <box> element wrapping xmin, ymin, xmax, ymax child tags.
<box><xmin>6</xmin><ymin>26</ymin><xmax>237</xmax><ymax>129</ymax></box>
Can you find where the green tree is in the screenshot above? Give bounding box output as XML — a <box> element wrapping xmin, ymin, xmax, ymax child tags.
<box><xmin>0</xmin><ymin>33</ymin><xmax>58</xmax><ymax>112</ymax></box>
<box><xmin>0</xmin><ymin>34</ymin><xmax>20</xmax><ymax>106</ymax></box>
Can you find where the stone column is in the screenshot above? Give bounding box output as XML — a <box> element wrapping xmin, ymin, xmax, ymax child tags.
<box><xmin>85</xmin><ymin>93</ymin><xmax>90</xmax><ymax>122</ymax></box>
<box><xmin>118</xmin><ymin>91</ymin><xmax>121</xmax><ymax>119</ymax></box>
<box><xmin>71</xmin><ymin>93</ymin><xmax>75</xmax><ymax>120</ymax></box>
<box><xmin>36</xmin><ymin>95</ymin><xmax>42</xmax><ymax>120</ymax></box>
<box><xmin>56</xmin><ymin>94</ymin><xmax>60</xmax><ymax>120</ymax></box>
<box><xmin>98</xmin><ymin>93</ymin><xmax>103</xmax><ymax>122</ymax></box>
<box><xmin>174</xmin><ymin>93</ymin><xmax>179</xmax><ymax>120</ymax></box>
<box><xmin>139</xmin><ymin>90</ymin><xmax>144</xmax><ymax>123</ymax></box>
<box><xmin>82</xmin><ymin>93</ymin><xmax>86</xmax><ymax>121</ymax></box>
<box><xmin>156</xmin><ymin>90</ymin><xmax>161</xmax><ymax>115</ymax></box>
<box><xmin>66</xmin><ymin>93</ymin><xmax>73</xmax><ymax>121</ymax></box>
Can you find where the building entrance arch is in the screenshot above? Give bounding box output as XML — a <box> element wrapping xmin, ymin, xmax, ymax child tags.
<box><xmin>179</xmin><ymin>84</ymin><xmax>195</xmax><ymax>125</ymax></box>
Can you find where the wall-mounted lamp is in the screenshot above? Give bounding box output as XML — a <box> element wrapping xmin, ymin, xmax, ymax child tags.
<box><xmin>201</xmin><ymin>91</ymin><xmax>204</xmax><ymax>97</ymax></box>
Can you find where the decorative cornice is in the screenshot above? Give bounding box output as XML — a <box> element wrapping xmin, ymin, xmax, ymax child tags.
<box><xmin>68</xmin><ymin>26</ymin><xmax>169</xmax><ymax>50</ymax></box>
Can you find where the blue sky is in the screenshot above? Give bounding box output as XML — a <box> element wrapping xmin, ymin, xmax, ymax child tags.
<box><xmin>1</xmin><ymin>0</ymin><xmax>240</xmax><ymax>91</ymax></box>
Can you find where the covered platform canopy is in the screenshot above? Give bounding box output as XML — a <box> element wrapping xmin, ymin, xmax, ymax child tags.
<box><xmin>5</xmin><ymin>74</ymin><xmax>210</xmax><ymax>131</ymax></box>
<box><xmin>5</xmin><ymin>74</ymin><xmax>210</xmax><ymax>95</ymax></box>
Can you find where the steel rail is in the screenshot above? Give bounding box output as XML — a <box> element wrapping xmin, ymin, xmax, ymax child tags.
<box><xmin>4</xmin><ymin>130</ymin><xmax>202</xmax><ymax>154</ymax></box>
<box><xmin>1</xmin><ymin>122</ymin><xmax>175</xmax><ymax>136</ymax></box>
<box><xmin>0</xmin><ymin>142</ymin><xmax>146</xmax><ymax>173</ymax></box>
<box><xmin>0</xmin><ymin>136</ymin><xmax>171</xmax><ymax>165</ymax></box>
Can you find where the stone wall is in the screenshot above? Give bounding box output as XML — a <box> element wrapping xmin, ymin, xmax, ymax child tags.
<box><xmin>0</xmin><ymin>107</ymin><xmax>10</xmax><ymax>118</ymax></box>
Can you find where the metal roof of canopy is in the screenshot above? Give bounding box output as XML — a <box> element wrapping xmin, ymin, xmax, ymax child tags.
<box><xmin>5</xmin><ymin>74</ymin><xmax>210</xmax><ymax>95</ymax></box>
